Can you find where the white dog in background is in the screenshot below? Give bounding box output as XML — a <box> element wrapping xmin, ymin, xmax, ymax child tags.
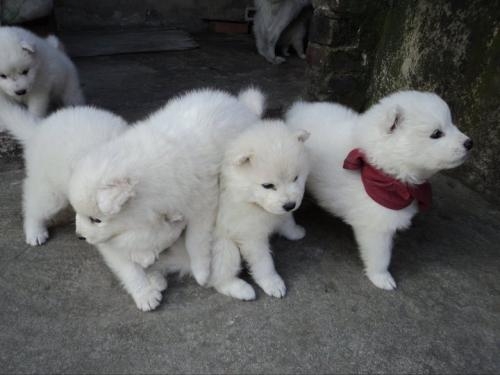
<box><xmin>253</xmin><ymin>0</ymin><xmax>311</xmax><ymax>64</ymax></box>
<box><xmin>286</xmin><ymin>91</ymin><xmax>473</xmax><ymax>290</ymax></box>
<box><xmin>0</xmin><ymin>97</ymin><xmax>127</xmax><ymax>246</ymax></box>
<box><xmin>68</xmin><ymin>88</ymin><xmax>264</xmax><ymax>310</ymax></box>
<box><xmin>277</xmin><ymin>5</ymin><xmax>312</xmax><ymax>59</ymax></box>
<box><xmin>210</xmin><ymin>120</ymin><xmax>310</xmax><ymax>300</ymax></box>
<box><xmin>0</xmin><ymin>26</ymin><xmax>84</xmax><ymax>117</ymax></box>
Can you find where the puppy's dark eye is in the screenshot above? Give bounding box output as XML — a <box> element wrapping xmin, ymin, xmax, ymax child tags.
<box><xmin>89</xmin><ymin>217</ymin><xmax>102</xmax><ymax>224</ymax></box>
<box><xmin>261</xmin><ymin>183</ymin><xmax>275</xmax><ymax>190</ymax></box>
<box><xmin>430</xmin><ymin>129</ymin><xmax>444</xmax><ymax>139</ymax></box>
<box><xmin>21</xmin><ymin>69</ymin><xmax>29</xmax><ymax>75</ymax></box>
<box><xmin>0</xmin><ymin>74</ymin><xmax>6</xmax><ymax>79</ymax></box>
<box><xmin>293</xmin><ymin>175</ymin><xmax>299</xmax><ymax>182</ymax></box>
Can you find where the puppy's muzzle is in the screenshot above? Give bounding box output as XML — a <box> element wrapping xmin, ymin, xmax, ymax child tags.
<box><xmin>15</xmin><ymin>89</ymin><xmax>27</xmax><ymax>96</ymax></box>
<box><xmin>463</xmin><ymin>139</ymin><xmax>473</xmax><ymax>151</ymax></box>
<box><xmin>78</xmin><ymin>236</ymin><xmax>86</xmax><ymax>241</ymax></box>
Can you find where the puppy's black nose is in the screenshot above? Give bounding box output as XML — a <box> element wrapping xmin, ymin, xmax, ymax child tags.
<box><xmin>78</xmin><ymin>236</ymin><xmax>86</xmax><ymax>241</ymax></box>
<box><xmin>283</xmin><ymin>202</ymin><xmax>296</xmax><ymax>212</ymax></box>
<box><xmin>15</xmin><ymin>89</ymin><xmax>26</xmax><ymax>96</ymax></box>
<box><xmin>463</xmin><ymin>139</ymin><xmax>473</xmax><ymax>150</ymax></box>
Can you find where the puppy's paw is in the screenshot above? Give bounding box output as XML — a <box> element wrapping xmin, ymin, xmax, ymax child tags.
<box><xmin>25</xmin><ymin>227</ymin><xmax>49</xmax><ymax>246</ymax></box>
<box><xmin>147</xmin><ymin>271</ymin><xmax>167</xmax><ymax>292</ymax></box>
<box><xmin>216</xmin><ymin>278</ymin><xmax>256</xmax><ymax>301</ymax></box>
<box><xmin>258</xmin><ymin>274</ymin><xmax>286</xmax><ymax>298</ymax></box>
<box><xmin>283</xmin><ymin>225</ymin><xmax>306</xmax><ymax>241</ymax></box>
<box><xmin>131</xmin><ymin>250</ymin><xmax>157</xmax><ymax>268</ymax></box>
<box><xmin>272</xmin><ymin>56</ymin><xmax>286</xmax><ymax>64</ymax></box>
<box><xmin>134</xmin><ymin>285</ymin><xmax>164</xmax><ymax>312</ymax></box>
<box><xmin>298</xmin><ymin>53</ymin><xmax>306</xmax><ymax>59</ymax></box>
<box><xmin>367</xmin><ymin>271</ymin><xmax>397</xmax><ymax>290</ymax></box>
<box><xmin>191</xmin><ymin>262</ymin><xmax>210</xmax><ymax>286</ymax></box>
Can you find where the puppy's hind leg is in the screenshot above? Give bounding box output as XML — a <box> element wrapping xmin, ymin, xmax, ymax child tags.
<box><xmin>277</xmin><ymin>214</ymin><xmax>305</xmax><ymax>241</ymax></box>
<box><xmin>292</xmin><ymin>37</ymin><xmax>306</xmax><ymax>59</ymax></box>
<box><xmin>353</xmin><ymin>226</ymin><xmax>397</xmax><ymax>290</ymax></box>
<box><xmin>184</xmin><ymin>211</ymin><xmax>216</xmax><ymax>286</ymax></box>
<box><xmin>99</xmin><ymin>244</ymin><xmax>166</xmax><ymax>312</ymax></box>
<box><xmin>211</xmin><ymin>237</ymin><xmax>255</xmax><ymax>301</ymax></box>
<box><xmin>23</xmin><ymin>177</ymin><xmax>67</xmax><ymax>246</ymax></box>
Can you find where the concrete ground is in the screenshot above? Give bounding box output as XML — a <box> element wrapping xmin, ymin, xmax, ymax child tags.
<box><xmin>0</xmin><ymin>33</ymin><xmax>499</xmax><ymax>374</ymax></box>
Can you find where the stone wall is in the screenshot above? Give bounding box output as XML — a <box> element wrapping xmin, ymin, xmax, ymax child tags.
<box><xmin>306</xmin><ymin>0</ymin><xmax>500</xmax><ymax>203</ymax></box>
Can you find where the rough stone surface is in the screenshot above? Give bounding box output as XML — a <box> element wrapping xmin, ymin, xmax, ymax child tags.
<box><xmin>307</xmin><ymin>0</ymin><xmax>500</xmax><ymax>204</ymax></box>
<box><xmin>0</xmin><ymin>33</ymin><xmax>499</xmax><ymax>374</ymax></box>
<box><xmin>306</xmin><ymin>1</ymin><xmax>388</xmax><ymax>109</ymax></box>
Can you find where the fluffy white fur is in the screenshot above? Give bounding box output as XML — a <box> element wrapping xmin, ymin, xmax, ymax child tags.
<box><xmin>209</xmin><ymin>120</ymin><xmax>310</xmax><ymax>300</ymax></box>
<box><xmin>0</xmin><ymin>96</ymin><xmax>127</xmax><ymax>245</ymax></box>
<box><xmin>286</xmin><ymin>91</ymin><xmax>473</xmax><ymax>290</ymax></box>
<box><xmin>0</xmin><ymin>26</ymin><xmax>84</xmax><ymax>117</ymax></box>
<box><xmin>253</xmin><ymin>0</ymin><xmax>311</xmax><ymax>64</ymax></box>
<box><xmin>68</xmin><ymin>88</ymin><xmax>264</xmax><ymax>310</ymax></box>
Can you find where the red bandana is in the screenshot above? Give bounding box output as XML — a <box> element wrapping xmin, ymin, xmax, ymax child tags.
<box><xmin>343</xmin><ymin>149</ymin><xmax>432</xmax><ymax>211</ymax></box>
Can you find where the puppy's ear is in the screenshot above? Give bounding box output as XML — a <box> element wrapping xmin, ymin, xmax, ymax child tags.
<box><xmin>96</xmin><ymin>178</ymin><xmax>136</xmax><ymax>215</ymax></box>
<box><xmin>388</xmin><ymin>106</ymin><xmax>403</xmax><ymax>133</ymax></box>
<box><xmin>295</xmin><ymin>129</ymin><xmax>310</xmax><ymax>143</ymax></box>
<box><xmin>234</xmin><ymin>153</ymin><xmax>253</xmax><ymax>166</ymax></box>
<box><xmin>20</xmin><ymin>41</ymin><xmax>35</xmax><ymax>54</ymax></box>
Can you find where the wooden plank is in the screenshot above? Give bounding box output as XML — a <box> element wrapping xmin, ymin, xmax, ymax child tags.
<box><xmin>60</xmin><ymin>29</ymin><xmax>198</xmax><ymax>57</ymax></box>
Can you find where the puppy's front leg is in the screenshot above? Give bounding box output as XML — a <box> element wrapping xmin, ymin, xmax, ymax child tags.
<box><xmin>210</xmin><ymin>237</ymin><xmax>256</xmax><ymax>301</ymax></box>
<box><xmin>276</xmin><ymin>214</ymin><xmax>305</xmax><ymax>241</ymax></box>
<box><xmin>184</xmin><ymin>212</ymin><xmax>215</xmax><ymax>286</ymax></box>
<box><xmin>240</xmin><ymin>238</ymin><xmax>286</xmax><ymax>298</ymax></box>
<box><xmin>353</xmin><ymin>226</ymin><xmax>397</xmax><ymax>290</ymax></box>
<box><xmin>27</xmin><ymin>94</ymin><xmax>49</xmax><ymax>118</ymax></box>
<box><xmin>98</xmin><ymin>244</ymin><xmax>167</xmax><ymax>311</ymax></box>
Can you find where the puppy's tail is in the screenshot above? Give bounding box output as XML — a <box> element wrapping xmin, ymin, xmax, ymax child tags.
<box><xmin>0</xmin><ymin>97</ymin><xmax>39</xmax><ymax>144</ymax></box>
<box><xmin>238</xmin><ymin>87</ymin><xmax>266</xmax><ymax>118</ymax></box>
<box><xmin>152</xmin><ymin>237</ymin><xmax>192</xmax><ymax>277</ymax></box>
<box><xmin>46</xmin><ymin>34</ymin><xmax>66</xmax><ymax>52</ymax></box>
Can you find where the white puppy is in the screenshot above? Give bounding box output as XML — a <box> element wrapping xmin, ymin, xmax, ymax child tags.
<box><xmin>286</xmin><ymin>91</ymin><xmax>473</xmax><ymax>290</ymax></box>
<box><xmin>0</xmin><ymin>97</ymin><xmax>127</xmax><ymax>245</ymax></box>
<box><xmin>253</xmin><ymin>0</ymin><xmax>311</xmax><ymax>64</ymax></box>
<box><xmin>210</xmin><ymin>120</ymin><xmax>310</xmax><ymax>300</ymax></box>
<box><xmin>68</xmin><ymin>88</ymin><xmax>264</xmax><ymax>310</ymax></box>
<box><xmin>0</xmin><ymin>26</ymin><xmax>84</xmax><ymax>117</ymax></box>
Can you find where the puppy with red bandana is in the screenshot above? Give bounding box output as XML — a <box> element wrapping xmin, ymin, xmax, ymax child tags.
<box><xmin>286</xmin><ymin>91</ymin><xmax>473</xmax><ymax>290</ymax></box>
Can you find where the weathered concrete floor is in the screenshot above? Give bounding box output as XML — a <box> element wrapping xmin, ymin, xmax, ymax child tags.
<box><xmin>0</xmin><ymin>34</ymin><xmax>499</xmax><ymax>374</ymax></box>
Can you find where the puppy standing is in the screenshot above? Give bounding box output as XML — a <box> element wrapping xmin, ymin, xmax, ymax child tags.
<box><xmin>253</xmin><ymin>0</ymin><xmax>311</xmax><ymax>64</ymax></box>
<box><xmin>0</xmin><ymin>97</ymin><xmax>127</xmax><ymax>245</ymax></box>
<box><xmin>210</xmin><ymin>120</ymin><xmax>310</xmax><ymax>300</ymax></box>
<box><xmin>0</xmin><ymin>26</ymin><xmax>84</xmax><ymax>117</ymax></box>
<box><xmin>68</xmin><ymin>88</ymin><xmax>264</xmax><ymax>310</ymax></box>
<box><xmin>286</xmin><ymin>91</ymin><xmax>473</xmax><ymax>289</ymax></box>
